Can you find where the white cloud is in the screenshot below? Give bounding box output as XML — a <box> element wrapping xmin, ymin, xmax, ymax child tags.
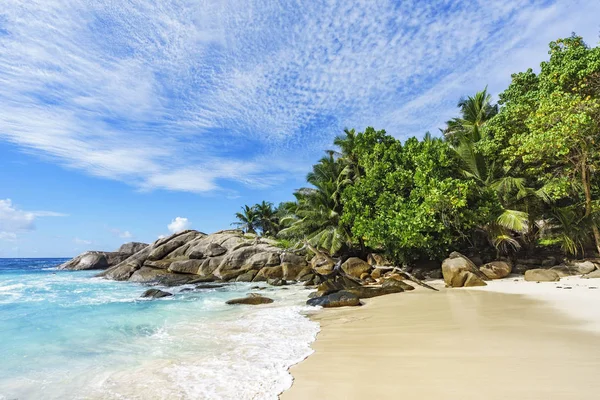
<box><xmin>0</xmin><ymin>199</ymin><xmax>66</xmax><ymax>240</ymax></box>
<box><xmin>158</xmin><ymin>234</ymin><xmax>166</xmax><ymax>239</ymax></box>
<box><xmin>0</xmin><ymin>0</ymin><xmax>599</xmax><ymax>193</ymax></box>
<box><xmin>74</xmin><ymin>237</ymin><xmax>92</xmax><ymax>245</ymax></box>
<box><xmin>168</xmin><ymin>217</ymin><xmax>191</xmax><ymax>233</ymax></box>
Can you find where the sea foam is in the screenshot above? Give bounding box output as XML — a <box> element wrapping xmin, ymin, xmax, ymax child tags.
<box><xmin>0</xmin><ymin>259</ymin><xmax>319</xmax><ymax>400</ymax></box>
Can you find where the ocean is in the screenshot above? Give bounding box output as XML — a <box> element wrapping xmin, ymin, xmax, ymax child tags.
<box><xmin>0</xmin><ymin>258</ymin><xmax>319</xmax><ymax>399</ymax></box>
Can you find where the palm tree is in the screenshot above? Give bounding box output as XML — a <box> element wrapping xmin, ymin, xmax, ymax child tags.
<box><xmin>232</xmin><ymin>205</ymin><xmax>259</xmax><ymax>234</ymax></box>
<box><xmin>255</xmin><ymin>201</ymin><xmax>278</xmax><ymax>236</ymax></box>
<box><xmin>443</xmin><ymin>87</ymin><xmax>498</xmax><ymax>144</ymax></box>
<box><xmin>278</xmin><ymin>152</ymin><xmax>353</xmax><ymax>255</ymax></box>
<box><xmin>445</xmin><ymin>88</ymin><xmax>531</xmax><ymax>253</ymax></box>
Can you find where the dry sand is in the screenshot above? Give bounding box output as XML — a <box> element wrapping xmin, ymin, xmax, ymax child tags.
<box><xmin>282</xmin><ymin>278</ymin><xmax>600</xmax><ymax>400</ymax></box>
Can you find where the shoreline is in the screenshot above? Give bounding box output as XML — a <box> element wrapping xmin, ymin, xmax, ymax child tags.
<box><xmin>282</xmin><ymin>277</ymin><xmax>600</xmax><ymax>399</ymax></box>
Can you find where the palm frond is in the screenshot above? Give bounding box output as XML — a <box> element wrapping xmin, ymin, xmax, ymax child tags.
<box><xmin>497</xmin><ymin>209</ymin><xmax>529</xmax><ymax>233</ymax></box>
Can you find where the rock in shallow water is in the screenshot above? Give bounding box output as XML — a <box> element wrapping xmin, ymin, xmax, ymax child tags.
<box><xmin>226</xmin><ymin>294</ymin><xmax>274</xmax><ymax>305</ymax></box>
<box><xmin>141</xmin><ymin>289</ymin><xmax>173</xmax><ymax>299</ymax></box>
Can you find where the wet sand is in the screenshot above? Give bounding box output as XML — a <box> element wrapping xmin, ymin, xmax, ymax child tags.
<box><xmin>282</xmin><ymin>282</ymin><xmax>600</xmax><ymax>400</ymax></box>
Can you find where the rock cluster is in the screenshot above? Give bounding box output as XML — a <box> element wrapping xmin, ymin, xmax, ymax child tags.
<box><xmin>440</xmin><ymin>251</ymin><xmax>600</xmax><ymax>286</ymax></box>
<box><xmin>62</xmin><ymin>230</ymin><xmax>312</xmax><ymax>286</ymax></box>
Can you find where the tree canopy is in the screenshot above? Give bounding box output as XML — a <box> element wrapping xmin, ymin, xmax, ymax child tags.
<box><xmin>233</xmin><ymin>34</ymin><xmax>600</xmax><ymax>262</ymax></box>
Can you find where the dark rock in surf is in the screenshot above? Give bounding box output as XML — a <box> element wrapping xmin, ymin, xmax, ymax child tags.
<box><xmin>141</xmin><ymin>289</ymin><xmax>172</xmax><ymax>299</ymax></box>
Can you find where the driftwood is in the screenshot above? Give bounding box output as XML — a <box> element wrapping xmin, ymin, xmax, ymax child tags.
<box><xmin>372</xmin><ymin>266</ymin><xmax>439</xmax><ymax>292</ymax></box>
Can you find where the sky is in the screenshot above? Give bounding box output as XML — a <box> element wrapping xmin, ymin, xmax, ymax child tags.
<box><xmin>1</xmin><ymin>0</ymin><xmax>599</xmax><ymax>257</ymax></box>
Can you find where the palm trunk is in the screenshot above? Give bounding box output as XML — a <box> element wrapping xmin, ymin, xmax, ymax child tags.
<box><xmin>582</xmin><ymin>164</ymin><xmax>600</xmax><ymax>255</ymax></box>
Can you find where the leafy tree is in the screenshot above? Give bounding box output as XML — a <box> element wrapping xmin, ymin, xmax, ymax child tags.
<box><xmin>343</xmin><ymin>128</ymin><xmax>499</xmax><ymax>262</ymax></box>
<box><xmin>504</xmin><ymin>35</ymin><xmax>600</xmax><ymax>254</ymax></box>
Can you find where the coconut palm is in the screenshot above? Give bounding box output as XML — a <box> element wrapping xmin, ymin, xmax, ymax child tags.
<box><xmin>278</xmin><ymin>152</ymin><xmax>352</xmax><ymax>255</ymax></box>
<box><xmin>255</xmin><ymin>200</ymin><xmax>278</xmax><ymax>236</ymax></box>
<box><xmin>232</xmin><ymin>205</ymin><xmax>259</xmax><ymax>234</ymax></box>
<box><xmin>445</xmin><ymin>88</ymin><xmax>532</xmax><ymax>252</ymax></box>
<box><xmin>443</xmin><ymin>87</ymin><xmax>498</xmax><ymax>144</ymax></box>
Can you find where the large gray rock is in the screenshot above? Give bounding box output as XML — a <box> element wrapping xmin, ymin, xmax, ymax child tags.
<box><xmin>129</xmin><ymin>267</ymin><xmax>194</xmax><ymax>286</ymax></box>
<box><xmin>525</xmin><ymin>269</ymin><xmax>560</xmax><ymax>282</ymax></box>
<box><xmin>280</xmin><ymin>252</ymin><xmax>307</xmax><ymax>267</ymax></box>
<box><xmin>463</xmin><ymin>272</ymin><xmax>487</xmax><ymax>287</ymax></box>
<box><xmin>147</xmin><ymin>231</ymin><xmax>199</xmax><ymax>261</ymax></box>
<box><xmin>226</xmin><ymin>294</ymin><xmax>274</xmax><ymax>305</ymax></box>
<box><xmin>548</xmin><ymin>261</ymin><xmax>595</xmax><ymax>277</ymax></box>
<box><xmin>143</xmin><ymin>259</ymin><xmax>174</xmax><ymax>269</ymax></box>
<box><xmin>480</xmin><ymin>261</ymin><xmax>512</xmax><ymax>280</ymax></box>
<box><xmin>236</xmin><ymin>270</ymin><xmax>258</xmax><ymax>282</ymax></box>
<box><xmin>442</xmin><ymin>252</ymin><xmax>487</xmax><ymax>287</ymax></box>
<box><xmin>128</xmin><ymin>267</ymin><xmax>170</xmax><ymax>283</ymax></box>
<box><xmin>341</xmin><ymin>257</ymin><xmax>372</xmax><ymax>278</ymax></box>
<box><xmin>367</xmin><ymin>253</ymin><xmax>393</xmax><ymax>266</ymax></box>
<box><xmin>213</xmin><ymin>246</ymin><xmax>277</xmax><ymax>280</ymax></box>
<box><xmin>58</xmin><ymin>252</ymin><xmax>109</xmax><ymax>270</ymax></box>
<box><xmin>197</xmin><ymin>256</ymin><xmax>225</xmax><ymax>278</ymax></box>
<box><xmin>118</xmin><ymin>242</ymin><xmax>148</xmax><ymax>255</ymax></box>
<box><xmin>59</xmin><ymin>250</ymin><xmax>132</xmax><ymax>271</ymax></box>
<box><xmin>141</xmin><ymin>289</ymin><xmax>172</xmax><ymax>299</ymax></box>
<box><xmin>282</xmin><ymin>263</ymin><xmax>306</xmax><ymax>281</ymax></box>
<box><xmin>344</xmin><ymin>280</ymin><xmax>412</xmax><ymax>299</ymax></box>
<box><xmin>566</xmin><ymin>261</ymin><xmax>597</xmax><ymax>275</ymax></box>
<box><xmin>168</xmin><ymin>259</ymin><xmax>203</xmax><ymax>274</ymax></box>
<box><xmin>244</xmin><ymin>252</ymin><xmax>280</xmax><ymax>269</ymax></box>
<box><xmin>253</xmin><ymin>266</ymin><xmax>284</xmax><ymax>282</ymax></box>
<box><xmin>583</xmin><ymin>269</ymin><xmax>600</xmax><ymax>279</ymax></box>
<box><xmin>90</xmin><ymin>230</ymin><xmax>288</xmax><ymax>285</ymax></box>
<box><xmin>306</xmin><ymin>291</ymin><xmax>361</xmax><ymax>308</ymax></box>
<box><xmin>187</xmin><ymin>242</ymin><xmax>227</xmax><ymax>259</ymax></box>
<box><xmin>311</xmin><ymin>255</ymin><xmax>335</xmax><ymax>275</ymax></box>
<box><xmin>98</xmin><ymin>245</ymin><xmax>153</xmax><ymax>280</ymax></box>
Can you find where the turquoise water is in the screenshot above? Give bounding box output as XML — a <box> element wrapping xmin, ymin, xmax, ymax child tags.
<box><xmin>0</xmin><ymin>259</ymin><xmax>319</xmax><ymax>399</ymax></box>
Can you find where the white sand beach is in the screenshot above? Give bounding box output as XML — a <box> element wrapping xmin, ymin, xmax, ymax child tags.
<box><xmin>282</xmin><ymin>276</ymin><xmax>600</xmax><ymax>400</ymax></box>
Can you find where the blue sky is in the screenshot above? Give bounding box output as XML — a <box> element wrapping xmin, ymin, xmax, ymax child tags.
<box><xmin>1</xmin><ymin>0</ymin><xmax>599</xmax><ymax>257</ymax></box>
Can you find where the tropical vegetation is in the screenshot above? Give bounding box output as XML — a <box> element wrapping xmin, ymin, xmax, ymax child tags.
<box><xmin>233</xmin><ymin>35</ymin><xmax>600</xmax><ymax>263</ymax></box>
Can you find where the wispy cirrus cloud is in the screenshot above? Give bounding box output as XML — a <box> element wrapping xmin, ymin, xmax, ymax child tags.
<box><xmin>0</xmin><ymin>0</ymin><xmax>599</xmax><ymax>193</ymax></box>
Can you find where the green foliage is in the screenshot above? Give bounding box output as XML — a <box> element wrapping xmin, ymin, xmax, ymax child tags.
<box><xmin>232</xmin><ymin>34</ymin><xmax>600</xmax><ymax>258</ymax></box>
<box><xmin>232</xmin><ymin>201</ymin><xmax>282</xmax><ymax>237</ymax></box>
<box><xmin>501</xmin><ymin>34</ymin><xmax>600</xmax><ymax>254</ymax></box>
<box><xmin>342</xmin><ymin>129</ymin><xmax>500</xmax><ymax>262</ymax></box>
<box><xmin>278</xmin><ymin>152</ymin><xmax>352</xmax><ymax>255</ymax></box>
